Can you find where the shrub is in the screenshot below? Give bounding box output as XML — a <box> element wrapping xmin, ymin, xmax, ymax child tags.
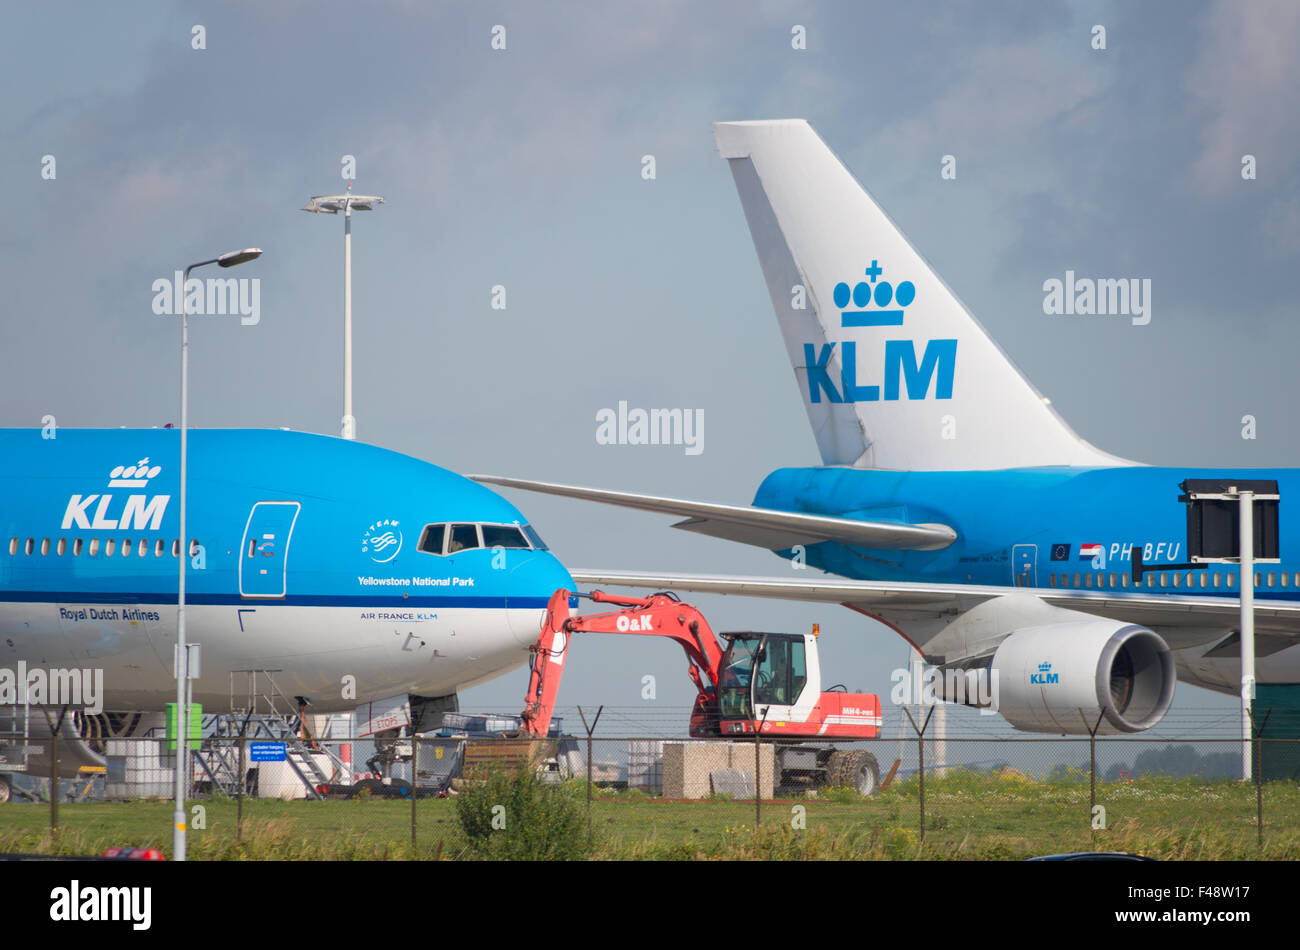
<box><xmin>454</xmin><ymin>769</ymin><xmax>594</xmax><ymax>860</ymax></box>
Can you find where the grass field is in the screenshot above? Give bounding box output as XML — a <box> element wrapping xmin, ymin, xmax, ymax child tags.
<box><xmin>2</xmin><ymin>770</ymin><xmax>1297</xmax><ymax>860</ymax></box>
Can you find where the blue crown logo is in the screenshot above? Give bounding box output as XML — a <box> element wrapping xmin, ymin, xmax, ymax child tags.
<box><xmin>1038</xmin><ymin>662</ymin><xmax>1052</xmax><ymax>673</ymax></box>
<box><xmin>832</xmin><ymin>260</ymin><xmax>916</xmax><ymax>328</ymax></box>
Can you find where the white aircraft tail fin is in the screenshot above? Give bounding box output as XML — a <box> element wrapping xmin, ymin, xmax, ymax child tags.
<box><xmin>714</xmin><ymin>119</ymin><xmax>1129</xmax><ymax>471</ymax></box>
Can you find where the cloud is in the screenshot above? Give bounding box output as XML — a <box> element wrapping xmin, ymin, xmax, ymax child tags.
<box><xmin>1185</xmin><ymin>0</ymin><xmax>1300</xmax><ymax>194</ymax></box>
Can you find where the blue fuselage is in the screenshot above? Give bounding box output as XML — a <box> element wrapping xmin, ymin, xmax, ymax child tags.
<box><xmin>756</xmin><ymin>466</ymin><xmax>1294</xmax><ymax>599</ymax></box>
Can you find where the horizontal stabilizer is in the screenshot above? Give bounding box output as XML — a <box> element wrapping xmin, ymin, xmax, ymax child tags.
<box><xmin>469</xmin><ymin>475</ymin><xmax>956</xmax><ymax>551</ymax></box>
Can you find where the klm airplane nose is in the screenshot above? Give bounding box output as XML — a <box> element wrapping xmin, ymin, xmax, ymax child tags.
<box><xmin>505</xmin><ymin>552</ymin><xmax>574</xmax><ymax>646</ymax></box>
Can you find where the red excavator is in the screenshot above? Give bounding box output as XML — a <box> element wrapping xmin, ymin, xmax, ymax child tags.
<box><xmin>519</xmin><ymin>589</ymin><xmax>884</xmax><ymax>795</ymax></box>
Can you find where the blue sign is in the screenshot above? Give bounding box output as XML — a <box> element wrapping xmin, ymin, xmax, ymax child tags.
<box><xmin>250</xmin><ymin>742</ymin><xmax>287</xmax><ymax>762</ymax></box>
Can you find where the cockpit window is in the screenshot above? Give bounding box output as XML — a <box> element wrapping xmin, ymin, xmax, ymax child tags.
<box><xmin>522</xmin><ymin>524</ymin><xmax>548</xmax><ymax>551</ymax></box>
<box><xmin>418</xmin><ymin>524</ymin><xmax>446</xmax><ymax>555</ymax></box>
<box><xmin>418</xmin><ymin>522</ymin><xmax>546</xmax><ymax>556</ymax></box>
<box><xmin>481</xmin><ymin>525</ymin><xmax>529</xmax><ymax>549</ymax></box>
<box><xmin>447</xmin><ymin>523</ymin><xmax>480</xmax><ymax>553</ymax></box>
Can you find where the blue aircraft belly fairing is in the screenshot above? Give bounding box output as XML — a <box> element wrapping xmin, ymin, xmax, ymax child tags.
<box><xmin>754</xmin><ymin>465</ymin><xmax>1296</xmax><ymax>600</ymax></box>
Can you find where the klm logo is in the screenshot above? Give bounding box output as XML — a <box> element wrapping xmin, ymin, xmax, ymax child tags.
<box><xmin>1030</xmin><ymin>662</ymin><xmax>1059</xmax><ymax>686</ymax></box>
<box><xmin>61</xmin><ymin>457</ymin><xmax>170</xmax><ymax>531</ymax></box>
<box><xmin>806</xmin><ymin>260</ymin><xmax>956</xmax><ymax>403</ymax></box>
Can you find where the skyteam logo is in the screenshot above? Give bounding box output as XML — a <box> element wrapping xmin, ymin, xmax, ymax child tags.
<box><xmin>362</xmin><ymin>519</ymin><xmax>403</xmax><ymax>564</ymax></box>
<box><xmin>1030</xmin><ymin>662</ymin><xmax>1059</xmax><ymax>686</ymax></box>
<box><xmin>108</xmin><ymin>458</ymin><xmax>162</xmax><ymax>488</ymax></box>
<box><xmin>806</xmin><ymin>260</ymin><xmax>957</xmax><ymax>404</ymax></box>
<box><xmin>61</xmin><ymin>457</ymin><xmax>170</xmax><ymax>531</ymax></box>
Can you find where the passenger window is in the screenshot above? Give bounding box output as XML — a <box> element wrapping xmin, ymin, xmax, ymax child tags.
<box><xmin>56</xmin><ymin>538</ymin><xmax>66</xmax><ymax>556</ymax></box>
<box><xmin>447</xmin><ymin>524</ymin><xmax>479</xmax><ymax>553</ymax></box>
<box><xmin>481</xmin><ymin>525</ymin><xmax>529</xmax><ymax>549</ymax></box>
<box><xmin>1048</xmin><ymin>574</ymin><xmax>1057</xmax><ymax>588</ymax></box>
<box><xmin>418</xmin><ymin>524</ymin><xmax>447</xmax><ymax>556</ymax></box>
<box><xmin>89</xmin><ymin>538</ymin><xmax>100</xmax><ymax>557</ymax></box>
<box><xmin>73</xmin><ymin>538</ymin><xmax>83</xmax><ymax>557</ymax></box>
<box><xmin>24</xmin><ymin>538</ymin><xmax>34</xmax><ymax>556</ymax></box>
<box><xmin>40</xmin><ymin>538</ymin><xmax>50</xmax><ymax>556</ymax></box>
<box><xmin>189</xmin><ymin>539</ymin><xmax>200</xmax><ymax>558</ymax></box>
<box><xmin>122</xmin><ymin>539</ymin><xmax>133</xmax><ymax>557</ymax></box>
<box><xmin>1120</xmin><ymin>574</ymin><xmax>1129</xmax><ymax>588</ymax></box>
<box><xmin>106</xmin><ymin>539</ymin><xmax>116</xmax><ymax>557</ymax></box>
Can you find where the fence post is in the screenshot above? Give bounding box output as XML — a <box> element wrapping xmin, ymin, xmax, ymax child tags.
<box><xmin>236</xmin><ymin>735</ymin><xmax>246</xmax><ymax>842</ymax></box>
<box><xmin>411</xmin><ymin>734</ymin><xmax>418</xmax><ymax>849</ymax></box>
<box><xmin>48</xmin><ymin>708</ymin><xmax>68</xmax><ymax>841</ymax></box>
<box><xmin>577</xmin><ymin>706</ymin><xmax>603</xmax><ymax>823</ymax></box>
<box><xmin>49</xmin><ymin>730</ymin><xmax>58</xmax><ymax>838</ymax></box>
<box><xmin>902</xmin><ymin>706</ymin><xmax>934</xmax><ymax>844</ymax></box>
<box><xmin>1087</xmin><ymin>713</ymin><xmax>1102</xmax><ymax>846</ymax></box>
<box><xmin>754</xmin><ymin>708</ymin><xmax>770</xmax><ymax>830</ymax></box>
<box><xmin>1253</xmin><ymin>708</ymin><xmax>1271</xmax><ymax>853</ymax></box>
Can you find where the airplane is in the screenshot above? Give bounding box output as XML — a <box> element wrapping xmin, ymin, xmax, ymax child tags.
<box><xmin>0</xmin><ymin>426</ymin><xmax>573</xmax><ymax>779</ymax></box>
<box><xmin>474</xmin><ymin>119</ymin><xmax>1300</xmax><ymax>741</ymax></box>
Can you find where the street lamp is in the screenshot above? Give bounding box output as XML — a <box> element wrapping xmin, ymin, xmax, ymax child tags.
<box><xmin>301</xmin><ymin>186</ymin><xmax>385</xmax><ymax>441</ymax></box>
<box><xmin>173</xmin><ymin>246</ymin><xmax>262</xmax><ymax>862</ymax></box>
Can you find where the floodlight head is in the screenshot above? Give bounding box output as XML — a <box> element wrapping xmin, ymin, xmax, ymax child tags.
<box><xmin>301</xmin><ymin>194</ymin><xmax>385</xmax><ymax>214</ymax></box>
<box><xmin>217</xmin><ymin>248</ymin><xmax>263</xmax><ymax>268</ymax></box>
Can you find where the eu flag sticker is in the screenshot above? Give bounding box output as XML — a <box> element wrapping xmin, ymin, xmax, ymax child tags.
<box><xmin>1050</xmin><ymin>543</ymin><xmax>1071</xmax><ymax>561</ymax></box>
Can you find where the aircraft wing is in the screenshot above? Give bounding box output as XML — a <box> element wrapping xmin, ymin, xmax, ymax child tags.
<box><xmin>469</xmin><ymin>475</ymin><xmax>956</xmax><ymax>551</ymax></box>
<box><xmin>568</xmin><ymin>569</ymin><xmax>1300</xmax><ymax>644</ymax></box>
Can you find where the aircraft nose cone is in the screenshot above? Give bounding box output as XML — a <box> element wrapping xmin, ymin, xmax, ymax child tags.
<box><xmin>505</xmin><ymin>552</ymin><xmax>574</xmax><ymax>646</ymax></box>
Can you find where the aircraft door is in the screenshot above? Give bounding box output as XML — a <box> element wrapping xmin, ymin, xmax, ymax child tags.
<box><xmin>239</xmin><ymin>501</ymin><xmax>301</xmax><ymax>599</ymax></box>
<box><xmin>1012</xmin><ymin>544</ymin><xmax>1037</xmax><ymax>588</ymax></box>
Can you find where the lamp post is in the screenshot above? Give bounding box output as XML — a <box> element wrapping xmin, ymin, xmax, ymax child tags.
<box><xmin>301</xmin><ymin>186</ymin><xmax>385</xmax><ymax>440</ymax></box>
<box><xmin>173</xmin><ymin>247</ymin><xmax>262</xmax><ymax>862</ymax></box>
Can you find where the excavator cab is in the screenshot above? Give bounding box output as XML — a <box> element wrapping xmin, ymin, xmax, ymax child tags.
<box><xmin>717</xmin><ymin>633</ymin><xmax>812</xmax><ymax>723</ymax></box>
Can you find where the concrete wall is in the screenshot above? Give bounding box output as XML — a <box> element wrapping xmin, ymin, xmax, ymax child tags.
<box><xmin>662</xmin><ymin>741</ymin><xmax>774</xmax><ymax>799</ymax></box>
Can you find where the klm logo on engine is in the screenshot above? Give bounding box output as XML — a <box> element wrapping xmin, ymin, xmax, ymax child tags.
<box><xmin>806</xmin><ymin>260</ymin><xmax>956</xmax><ymax>403</ymax></box>
<box><xmin>1030</xmin><ymin>662</ymin><xmax>1059</xmax><ymax>686</ymax></box>
<box><xmin>61</xmin><ymin>458</ymin><xmax>170</xmax><ymax>531</ymax></box>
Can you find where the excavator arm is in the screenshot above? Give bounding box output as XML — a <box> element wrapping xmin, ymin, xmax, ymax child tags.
<box><xmin>519</xmin><ymin>588</ymin><xmax>727</xmax><ymax>738</ymax></box>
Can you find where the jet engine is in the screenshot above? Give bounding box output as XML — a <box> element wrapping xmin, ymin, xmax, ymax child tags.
<box><xmin>989</xmin><ymin>620</ymin><xmax>1175</xmax><ymax>734</ymax></box>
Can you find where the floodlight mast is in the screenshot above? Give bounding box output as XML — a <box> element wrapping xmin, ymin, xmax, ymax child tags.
<box><xmin>300</xmin><ymin>187</ymin><xmax>385</xmax><ymax>440</ymax></box>
<box><xmin>174</xmin><ymin>247</ymin><xmax>262</xmax><ymax>862</ymax></box>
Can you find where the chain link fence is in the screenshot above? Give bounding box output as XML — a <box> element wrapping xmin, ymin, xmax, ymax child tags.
<box><xmin>2</xmin><ymin>704</ymin><xmax>1298</xmax><ymax>859</ymax></box>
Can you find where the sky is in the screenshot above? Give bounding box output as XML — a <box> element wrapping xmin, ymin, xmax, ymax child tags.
<box><xmin>3</xmin><ymin>0</ymin><xmax>1296</xmax><ymax>743</ymax></box>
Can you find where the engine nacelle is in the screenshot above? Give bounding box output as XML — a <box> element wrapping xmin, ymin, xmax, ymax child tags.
<box><xmin>0</xmin><ymin>710</ymin><xmax>153</xmax><ymax>777</ymax></box>
<box><xmin>991</xmin><ymin>620</ymin><xmax>1175</xmax><ymax>734</ymax></box>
